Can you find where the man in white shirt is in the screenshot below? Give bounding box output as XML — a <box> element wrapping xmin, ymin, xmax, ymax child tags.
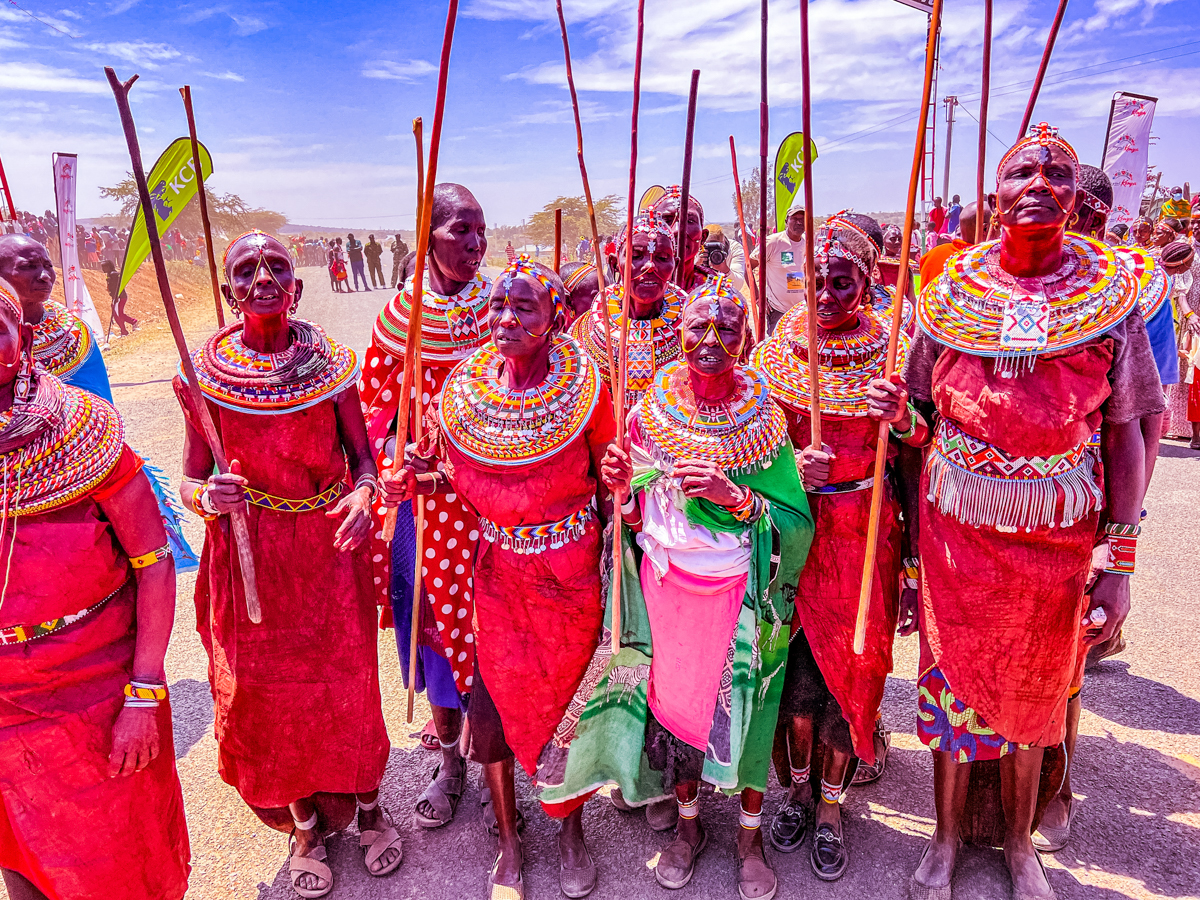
<box><xmin>748</xmin><ymin>203</ymin><xmax>806</xmax><ymax>332</ymax></box>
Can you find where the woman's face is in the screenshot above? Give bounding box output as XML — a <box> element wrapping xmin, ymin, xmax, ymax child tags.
<box><xmin>995</xmin><ymin>144</ymin><xmax>1080</xmax><ymax>232</ymax></box>
<box><xmin>614</xmin><ymin>231</ymin><xmax>674</xmax><ymax>306</ymax></box>
<box><xmin>222</xmin><ymin>235</ymin><xmax>301</xmax><ymax>319</ymax></box>
<box><xmin>680</xmin><ymin>296</ymin><xmax>745</xmax><ymax>378</ymax></box>
<box><xmin>0</xmin><ymin>301</ymin><xmax>31</xmax><ymax>392</ymax></box>
<box><xmin>814</xmin><ymin>256</ymin><xmax>867</xmax><ymax>332</ymax></box>
<box><xmin>488</xmin><ymin>274</ymin><xmax>554</xmax><ymax>360</ymax></box>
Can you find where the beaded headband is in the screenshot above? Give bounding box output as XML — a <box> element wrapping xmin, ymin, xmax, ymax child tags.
<box><xmin>221</xmin><ymin>229</ymin><xmax>278</xmax><ymax>271</ymax></box>
<box><xmin>563</xmin><ymin>263</ymin><xmax>597</xmax><ymax>292</ymax></box>
<box><xmin>684</xmin><ymin>273</ymin><xmax>747</xmax><ymax>315</ymax></box>
<box><xmin>997</xmin><ymin>122</ymin><xmax>1079</xmax><ymax>177</ymax></box>
<box><xmin>1080</xmin><ymin>189</ymin><xmax>1112</xmax><ymax>219</ymax></box>
<box><xmin>617</xmin><ymin>210</ymin><xmax>675</xmax><ymax>255</ymax></box>
<box><xmin>653</xmin><ymin>185</ymin><xmax>705</xmax><ymax>224</ymax></box>
<box><xmin>498</xmin><ymin>254</ymin><xmax>565</xmax><ymax>332</ymax></box>
<box><xmin>814</xmin><ymin>210</ymin><xmax>879</xmax><ymax>279</ymax></box>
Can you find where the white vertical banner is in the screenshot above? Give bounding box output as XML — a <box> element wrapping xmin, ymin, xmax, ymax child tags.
<box><xmin>1101</xmin><ymin>92</ymin><xmax>1157</xmax><ymax>229</ymax></box>
<box><xmin>52</xmin><ymin>153</ymin><xmax>106</xmax><ymax>342</ymax></box>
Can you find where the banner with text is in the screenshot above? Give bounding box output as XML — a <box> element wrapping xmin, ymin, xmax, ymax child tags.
<box><xmin>1101</xmin><ymin>92</ymin><xmax>1157</xmax><ymax>228</ymax></box>
<box><xmin>118</xmin><ymin>137</ymin><xmax>213</xmax><ymax>297</ymax></box>
<box><xmin>773</xmin><ymin>132</ymin><xmax>819</xmax><ymax>232</ymax></box>
<box><xmin>52</xmin><ymin>153</ymin><xmax>105</xmax><ymax>340</ymax></box>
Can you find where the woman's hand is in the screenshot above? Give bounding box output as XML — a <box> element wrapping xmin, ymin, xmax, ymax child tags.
<box><xmin>379</xmin><ymin>467</ymin><xmax>417</xmax><ymax>508</ymax></box>
<box><xmin>798</xmin><ymin>443</ymin><xmax>835</xmax><ymax>491</ymax></box>
<box><xmin>204</xmin><ymin>459</ymin><xmax>249</xmax><ymax>514</ymax></box>
<box><xmin>328</xmin><ymin>486</ymin><xmax>373</xmax><ymax>551</ymax></box>
<box><xmin>673</xmin><ymin>458</ymin><xmax>744</xmax><ymax>507</ymax></box>
<box><xmin>1186</xmin><ymin>312</ymin><xmax>1200</xmax><ymax>337</ymax></box>
<box><xmin>866</xmin><ymin>373</ymin><xmax>910</xmax><ymax>425</ymax></box>
<box><xmin>1081</xmin><ymin>571</ymin><xmax>1131</xmax><ymax>647</ymax></box>
<box><xmin>108</xmin><ymin>706</ymin><xmax>160</xmax><ymax>778</ymax></box>
<box><xmin>601</xmin><ymin>442</ymin><xmax>634</xmax><ymax>502</ymax></box>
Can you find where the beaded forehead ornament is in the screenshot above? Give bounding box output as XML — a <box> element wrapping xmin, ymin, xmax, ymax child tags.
<box><xmin>814</xmin><ymin>210</ymin><xmax>879</xmax><ymax>280</ymax></box>
<box><xmin>221</xmin><ymin>229</ymin><xmax>291</xmax><ymax>300</ymax></box>
<box><xmin>653</xmin><ymin>185</ymin><xmax>705</xmax><ymax>224</ymax></box>
<box><xmin>997</xmin><ymin>122</ymin><xmax>1079</xmax><ymax>176</ymax></box>
<box><xmin>617</xmin><ymin>210</ymin><xmax>675</xmax><ymax>255</ymax></box>
<box><xmin>497</xmin><ymin>254</ymin><xmax>565</xmax><ymax>335</ymax></box>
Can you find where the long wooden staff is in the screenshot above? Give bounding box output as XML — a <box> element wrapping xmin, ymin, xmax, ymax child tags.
<box><xmin>798</xmin><ymin>0</ymin><xmax>821</xmax><ymax>449</ymax></box>
<box><xmin>406</xmin><ymin>116</ymin><xmax>426</xmax><ymax>724</ymax></box>
<box><xmin>607</xmin><ymin>0</ymin><xmax>646</xmax><ymax>655</ymax></box>
<box><xmin>729</xmin><ymin>136</ymin><xmax>761</xmax><ymax>341</ymax></box>
<box><xmin>675</xmin><ymin>70</ymin><xmax>700</xmax><ymax>286</ymax></box>
<box><xmin>381</xmin><ymin>0</ymin><xmax>459</xmax><ymax>543</ymax></box>
<box><xmin>106</xmin><ymin>68</ymin><xmax>261</xmax><ymax>623</ymax></box>
<box><xmin>853</xmin><ymin>0</ymin><xmax>943</xmax><ymax>655</ymax></box>
<box><xmin>976</xmin><ymin>0</ymin><xmax>993</xmax><ymax>244</ymax></box>
<box><xmin>757</xmin><ymin>0</ymin><xmax>770</xmax><ymax>339</ymax></box>
<box><xmin>1018</xmin><ymin>0</ymin><xmax>1069</xmax><ymax>139</ymax></box>
<box><xmin>179</xmin><ymin>85</ymin><xmax>224</xmax><ymax>328</ymax></box>
<box><xmin>554</xmin><ymin>207</ymin><xmax>563</xmax><ymax>273</ymax></box>
<box><xmin>555</xmin><ymin>0</ymin><xmax>615</xmax><ymax>395</ymax></box>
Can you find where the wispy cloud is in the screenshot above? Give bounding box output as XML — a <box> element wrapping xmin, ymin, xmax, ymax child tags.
<box><xmin>0</xmin><ymin>61</ymin><xmax>107</xmax><ymax>94</ymax></box>
<box><xmin>202</xmin><ymin>69</ymin><xmax>245</xmax><ymax>82</ymax></box>
<box><xmin>230</xmin><ymin>14</ymin><xmax>268</xmax><ymax>36</ymax></box>
<box><xmin>361</xmin><ymin>59</ymin><xmax>436</xmax><ymax>82</ymax></box>
<box><xmin>82</xmin><ymin>40</ymin><xmax>181</xmax><ymax>68</ymax></box>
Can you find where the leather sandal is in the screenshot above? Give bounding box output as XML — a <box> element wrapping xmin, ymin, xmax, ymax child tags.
<box><xmin>654</xmin><ymin>826</ymin><xmax>708</xmax><ymax>889</ymax></box>
<box><xmin>769</xmin><ymin>799</ymin><xmax>809</xmax><ymax>854</ymax></box>
<box><xmin>811</xmin><ymin>822</ymin><xmax>849</xmax><ymax>882</ymax></box>
<box><xmin>1032</xmin><ymin>798</ymin><xmax>1072</xmax><ymax>853</ymax></box>
<box><xmin>737</xmin><ymin>844</ymin><xmax>778</xmax><ymax>900</ymax></box>
<box><xmin>559</xmin><ymin>839</ymin><xmax>598</xmax><ymax>898</ymax></box>
<box><xmin>852</xmin><ymin>721</ymin><xmax>891</xmax><ymax>785</ymax></box>
<box><xmin>289</xmin><ymin>837</ymin><xmax>333</xmax><ymax>899</ymax></box>
<box><xmin>481</xmin><ymin>787</ymin><xmax>527</xmax><ymax>836</ymax></box>
<box><xmin>415</xmin><ymin>759</ymin><xmax>465</xmax><ymax>828</ymax></box>
<box><xmin>360</xmin><ymin>808</ymin><xmax>403</xmax><ymax>877</ymax></box>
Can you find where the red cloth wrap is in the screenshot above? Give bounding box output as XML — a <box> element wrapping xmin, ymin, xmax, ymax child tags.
<box><xmin>920</xmin><ymin>344</ymin><xmax>1110</xmax><ymax>747</ymax></box>
<box><xmin>0</xmin><ymin>478</ymin><xmax>190</xmax><ymax>900</ymax></box>
<box><xmin>360</xmin><ymin>343</ymin><xmax>477</xmax><ymax>691</ymax></box>
<box><xmin>441</xmin><ymin>394</ymin><xmax>614</xmax><ymax>778</ymax></box>
<box><xmin>785</xmin><ymin>411</ymin><xmax>900</xmax><ymax>764</ymax></box>
<box><xmin>175</xmin><ymin>380</ymin><xmax>389</xmax><ymax>819</ymax></box>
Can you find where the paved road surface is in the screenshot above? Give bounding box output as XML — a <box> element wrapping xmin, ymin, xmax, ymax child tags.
<box><xmin>7</xmin><ymin>269</ymin><xmax>1198</xmax><ymax>900</ymax></box>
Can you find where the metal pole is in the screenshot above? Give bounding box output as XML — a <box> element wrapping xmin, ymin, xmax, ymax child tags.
<box><xmin>942</xmin><ymin>96</ymin><xmax>956</xmax><ymax>203</ymax></box>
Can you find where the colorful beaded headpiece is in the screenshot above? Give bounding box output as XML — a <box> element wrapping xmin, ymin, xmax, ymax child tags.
<box><xmin>684</xmin><ymin>273</ymin><xmax>747</xmax><ymax>315</ymax></box>
<box><xmin>997</xmin><ymin>122</ymin><xmax>1079</xmax><ymax>177</ymax></box>
<box><xmin>498</xmin><ymin>254</ymin><xmax>565</xmax><ymax>335</ymax></box>
<box><xmin>1080</xmin><ymin>190</ymin><xmax>1112</xmax><ymax>219</ymax></box>
<box><xmin>654</xmin><ymin>185</ymin><xmax>705</xmax><ymax>224</ymax></box>
<box><xmin>617</xmin><ymin>210</ymin><xmax>675</xmax><ymax>255</ymax></box>
<box><xmin>814</xmin><ymin>210</ymin><xmax>879</xmax><ymax>280</ymax></box>
<box><xmin>0</xmin><ymin>278</ymin><xmax>20</xmax><ymax>321</ymax></box>
<box><xmin>221</xmin><ymin>229</ymin><xmax>276</xmax><ymax>271</ymax></box>
<box><xmin>563</xmin><ymin>263</ymin><xmax>597</xmax><ymax>292</ymax></box>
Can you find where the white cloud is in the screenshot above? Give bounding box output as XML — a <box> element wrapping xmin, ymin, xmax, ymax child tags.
<box><xmin>0</xmin><ymin>61</ymin><xmax>108</xmax><ymax>94</ymax></box>
<box><xmin>230</xmin><ymin>14</ymin><xmax>268</xmax><ymax>36</ymax></box>
<box><xmin>82</xmin><ymin>41</ymin><xmax>181</xmax><ymax>68</ymax></box>
<box><xmin>58</xmin><ymin>9</ymin><xmax>84</xmax><ymax>20</ymax></box>
<box><xmin>203</xmin><ymin>70</ymin><xmax>245</xmax><ymax>82</ymax></box>
<box><xmin>361</xmin><ymin>59</ymin><xmax>437</xmax><ymax>82</ymax></box>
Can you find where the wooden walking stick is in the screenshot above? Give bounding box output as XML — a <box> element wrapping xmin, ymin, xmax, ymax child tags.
<box><xmin>554</xmin><ymin>207</ymin><xmax>563</xmax><ymax>273</ymax></box>
<box><xmin>976</xmin><ymin>0</ymin><xmax>993</xmax><ymax>244</ymax></box>
<box><xmin>1018</xmin><ymin>0</ymin><xmax>1069</xmax><ymax>140</ymax></box>
<box><xmin>405</xmin><ymin>116</ymin><xmax>426</xmax><ymax>725</ymax></box>
<box><xmin>798</xmin><ymin>0</ymin><xmax>821</xmax><ymax>450</ymax></box>
<box><xmin>675</xmin><ymin>70</ymin><xmax>700</xmax><ymax>286</ymax></box>
<box><xmin>729</xmin><ymin>136</ymin><xmax>761</xmax><ymax>341</ymax></box>
<box><xmin>179</xmin><ymin>85</ymin><xmax>224</xmax><ymax>328</ymax></box>
<box><xmin>106</xmin><ymin>67</ymin><xmax>261</xmax><ymax>623</ymax></box>
<box><xmin>381</xmin><ymin>0</ymin><xmax>459</xmax><ymax>544</ymax></box>
<box><xmin>853</xmin><ymin>0</ymin><xmax>943</xmax><ymax>655</ymax></box>
<box><xmin>555</xmin><ymin>0</ymin><xmax>615</xmax><ymax>396</ymax></box>
<box><xmin>757</xmin><ymin>0</ymin><xmax>770</xmax><ymax>339</ymax></box>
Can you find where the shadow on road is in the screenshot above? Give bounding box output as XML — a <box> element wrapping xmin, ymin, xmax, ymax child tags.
<box><xmin>1084</xmin><ymin>660</ymin><xmax>1200</xmax><ymax>735</ymax></box>
<box><xmin>170</xmin><ymin>677</ymin><xmax>214</xmax><ymax>759</ymax></box>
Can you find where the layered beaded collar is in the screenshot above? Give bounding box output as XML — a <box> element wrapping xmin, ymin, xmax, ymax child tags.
<box><xmin>373</xmin><ymin>271</ymin><xmax>491</xmax><ymax>366</ymax></box>
<box><xmin>1112</xmin><ymin>246</ymin><xmax>1170</xmax><ymax>320</ymax></box>
<box><xmin>31</xmin><ymin>301</ymin><xmax>92</xmax><ymax>379</ymax></box>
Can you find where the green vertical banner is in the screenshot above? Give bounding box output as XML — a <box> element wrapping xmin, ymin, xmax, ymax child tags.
<box><xmin>773</xmin><ymin>132</ymin><xmax>819</xmax><ymax>232</ymax></box>
<box><xmin>117</xmin><ymin>137</ymin><xmax>213</xmax><ymax>297</ymax></box>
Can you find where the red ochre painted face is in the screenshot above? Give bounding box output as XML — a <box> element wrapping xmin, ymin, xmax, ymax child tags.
<box><xmin>223</xmin><ymin>234</ymin><xmax>299</xmax><ymax>319</ymax></box>
<box><xmin>995</xmin><ymin>144</ymin><xmax>1079</xmax><ymax>232</ymax></box>
<box><xmin>814</xmin><ymin>256</ymin><xmax>867</xmax><ymax>332</ymax></box>
<box><xmin>680</xmin><ymin>295</ymin><xmax>746</xmax><ymax>379</ymax></box>
<box><xmin>488</xmin><ymin>274</ymin><xmax>554</xmax><ymax>359</ymax></box>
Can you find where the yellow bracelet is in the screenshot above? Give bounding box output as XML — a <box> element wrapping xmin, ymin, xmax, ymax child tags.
<box><xmin>123</xmin><ymin>682</ymin><xmax>167</xmax><ymax>702</ymax></box>
<box><xmin>129</xmin><ymin>544</ymin><xmax>172</xmax><ymax>570</ymax></box>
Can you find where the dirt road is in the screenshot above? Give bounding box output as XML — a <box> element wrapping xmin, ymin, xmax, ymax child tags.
<box><xmin>7</xmin><ymin>269</ymin><xmax>1199</xmax><ymax>900</ymax></box>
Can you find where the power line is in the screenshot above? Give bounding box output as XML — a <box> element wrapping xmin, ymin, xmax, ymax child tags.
<box><xmin>6</xmin><ymin>0</ymin><xmax>80</xmax><ymax>38</ymax></box>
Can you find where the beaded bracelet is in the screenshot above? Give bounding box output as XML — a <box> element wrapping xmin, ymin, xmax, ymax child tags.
<box><xmin>890</xmin><ymin>403</ymin><xmax>919</xmax><ymax>441</ymax></box>
<box><xmin>725</xmin><ymin>487</ymin><xmax>758</xmax><ymax>523</ymax></box>
<box><xmin>129</xmin><ymin>544</ymin><xmax>172</xmax><ymax>570</ymax></box>
<box><xmin>190</xmin><ymin>484</ymin><xmax>219</xmax><ymax>522</ymax></box>
<box><xmin>903</xmin><ymin>556</ymin><xmax>920</xmax><ymax>590</ymax></box>
<box><xmin>123</xmin><ymin>680</ymin><xmax>167</xmax><ymax>709</ymax></box>
<box><xmin>1103</xmin><ymin>522</ymin><xmax>1138</xmax><ymax>575</ymax></box>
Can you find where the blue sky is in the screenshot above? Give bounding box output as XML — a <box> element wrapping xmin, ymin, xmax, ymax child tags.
<box><xmin>1</xmin><ymin>0</ymin><xmax>1197</xmax><ymax>229</ymax></box>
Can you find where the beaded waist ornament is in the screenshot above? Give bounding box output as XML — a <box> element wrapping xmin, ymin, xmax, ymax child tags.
<box><xmin>243</xmin><ymin>482</ymin><xmax>344</xmax><ymax>512</ymax></box>
<box><xmin>0</xmin><ymin>585</ymin><xmax>122</xmax><ymax>646</ymax></box>
<box><xmin>478</xmin><ymin>499</ymin><xmax>597</xmax><ymax>556</ymax></box>
<box><xmin>925</xmin><ymin>419</ymin><xmax>1102</xmax><ymax>531</ymax></box>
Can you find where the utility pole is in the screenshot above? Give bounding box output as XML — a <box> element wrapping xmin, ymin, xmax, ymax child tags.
<box><xmin>942</xmin><ymin>95</ymin><xmax>957</xmax><ymax>202</ymax></box>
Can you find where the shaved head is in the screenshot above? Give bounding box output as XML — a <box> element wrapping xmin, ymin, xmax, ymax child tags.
<box><xmin>430</xmin><ymin>183</ymin><xmax>483</xmax><ymax>232</ymax></box>
<box><xmin>0</xmin><ymin>233</ymin><xmax>45</xmax><ymax>267</ymax></box>
<box><xmin>0</xmin><ymin>234</ymin><xmax>55</xmax><ymax>318</ymax></box>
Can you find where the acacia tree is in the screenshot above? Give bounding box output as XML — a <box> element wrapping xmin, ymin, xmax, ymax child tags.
<box><xmin>732</xmin><ymin>166</ymin><xmax>774</xmax><ymax>236</ymax></box>
<box><xmin>99</xmin><ymin>175</ymin><xmax>287</xmax><ymax>237</ymax></box>
<box><xmin>526</xmin><ymin>195</ymin><xmax>624</xmax><ymax>250</ymax></box>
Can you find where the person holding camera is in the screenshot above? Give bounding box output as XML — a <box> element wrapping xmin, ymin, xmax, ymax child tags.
<box><xmin>698</xmin><ymin>223</ymin><xmax>745</xmax><ymax>292</ymax></box>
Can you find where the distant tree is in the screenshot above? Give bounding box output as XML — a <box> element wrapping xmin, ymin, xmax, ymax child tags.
<box><xmin>99</xmin><ymin>175</ymin><xmax>287</xmax><ymax>237</ymax></box>
<box><xmin>733</xmin><ymin>167</ymin><xmax>775</xmax><ymax>237</ymax></box>
<box><xmin>526</xmin><ymin>195</ymin><xmax>624</xmax><ymax>250</ymax></box>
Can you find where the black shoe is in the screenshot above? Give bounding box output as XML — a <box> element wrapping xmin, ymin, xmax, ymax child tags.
<box><xmin>811</xmin><ymin>823</ymin><xmax>848</xmax><ymax>881</ymax></box>
<box><xmin>769</xmin><ymin>800</ymin><xmax>808</xmax><ymax>854</ymax></box>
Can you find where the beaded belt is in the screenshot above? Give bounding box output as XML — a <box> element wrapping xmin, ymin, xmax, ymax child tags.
<box><xmin>0</xmin><ymin>585</ymin><xmax>121</xmax><ymax>647</ymax></box>
<box><xmin>244</xmin><ymin>482</ymin><xmax>344</xmax><ymax>513</ymax></box>
<box><xmin>479</xmin><ymin>499</ymin><xmax>597</xmax><ymax>556</ymax></box>
<box><xmin>807</xmin><ymin>476</ymin><xmax>874</xmax><ymax>495</ymax></box>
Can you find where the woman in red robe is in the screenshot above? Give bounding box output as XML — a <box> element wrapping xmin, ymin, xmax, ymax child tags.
<box><xmin>384</xmin><ymin>257</ymin><xmax>614</xmax><ymax>900</ymax></box>
<box><xmin>176</xmin><ymin>232</ymin><xmax>395</xmax><ymax>899</ymax></box>
<box><xmin>0</xmin><ymin>281</ymin><xmax>190</xmax><ymax>900</ymax></box>
<box><xmin>871</xmin><ymin>125</ymin><xmax>1162</xmax><ymax>900</ymax></box>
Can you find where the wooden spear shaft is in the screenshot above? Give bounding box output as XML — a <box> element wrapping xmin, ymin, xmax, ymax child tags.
<box><xmin>798</xmin><ymin>0</ymin><xmax>821</xmax><ymax>450</ymax></box>
<box><xmin>1018</xmin><ymin>0</ymin><xmax>1069</xmax><ymax>140</ymax></box>
<box><xmin>106</xmin><ymin>67</ymin><xmax>261</xmax><ymax>623</ymax></box>
<box><xmin>675</xmin><ymin>70</ymin><xmax>700</xmax><ymax>286</ymax></box>
<box><xmin>405</xmin><ymin>116</ymin><xmax>426</xmax><ymax>724</ymax></box>
<box><xmin>976</xmin><ymin>0</ymin><xmax>993</xmax><ymax>245</ymax></box>
<box><xmin>729</xmin><ymin>136</ymin><xmax>761</xmax><ymax>341</ymax></box>
<box><xmin>179</xmin><ymin>85</ymin><xmax>224</xmax><ymax>328</ymax></box>
<box><xmin>381</xmin><ymin>0</ymin><xmax>459</xmax><ymax>542</ymax></box>
<box><xmin>554</xmin><ymin>207</ymin><xmax>563</xmax><ymax>273</ymax></box>
<box><xmin>853</xmin><ymin>0</ymin><xmax>943</xmax><ymax>655</ymax></box>
<box><xmin>555</xmin><ymin>0</ymin><xmax>615</xmax><ymax>398</ymax></box>
<box><xmin>609</xmin><ymin>0</ymin><xmax>646</xmax><ymax>656</ymax></box>
<box><xmin>758</xmin><ymin>0</ymin><xmax>770</xmax><ymax>339</ymax></box>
